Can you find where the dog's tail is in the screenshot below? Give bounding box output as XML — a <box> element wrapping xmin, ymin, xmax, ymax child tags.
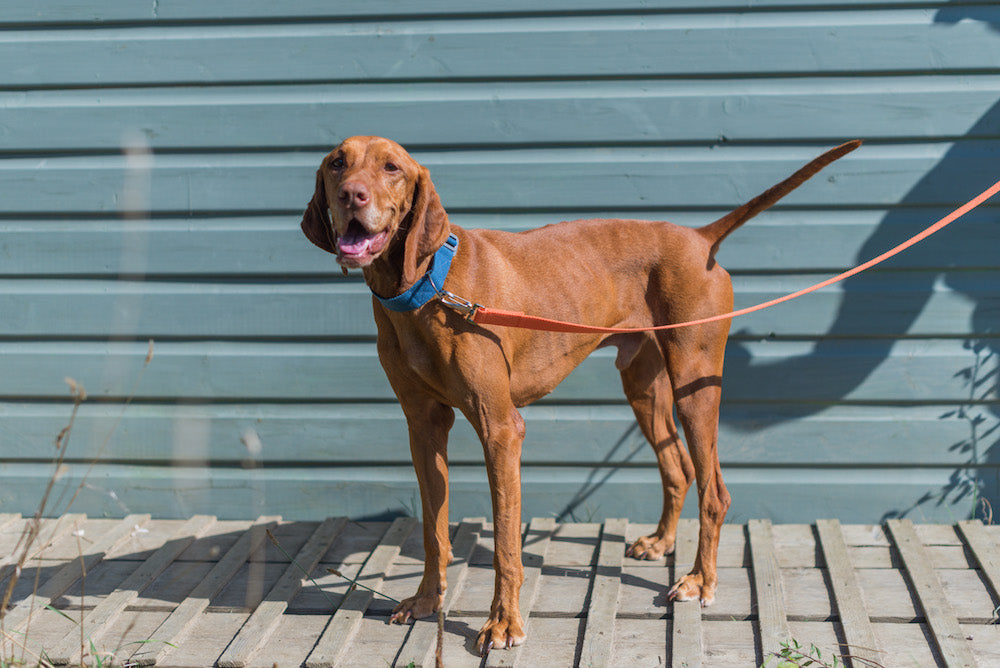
<box><xmin>698</xmin><ymin>139</ymin><xmax>862</xmax><ymax>261</ymax></box>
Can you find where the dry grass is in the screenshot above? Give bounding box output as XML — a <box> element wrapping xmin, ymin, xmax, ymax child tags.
<box><xmin>1</xmin><ymin>346</ymin><xmax>154</xmax><ymax>667</ymax></box>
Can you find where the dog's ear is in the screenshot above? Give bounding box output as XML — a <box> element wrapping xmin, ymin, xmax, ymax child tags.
<box><xmin>301</xmin><ymin>168</ymin><xmax>337</xmax><ymax>253</ymax></box>
<box><xmin>402</xmin><ymin>165</ymin><xmax>451</xmax><ymax>286</ymax></box>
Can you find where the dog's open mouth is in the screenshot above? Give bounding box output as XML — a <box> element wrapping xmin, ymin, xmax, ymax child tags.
<box><xmin>337</xmin><ymin>219</ymin><xmax>390</xmax><ymax>266</ymax></box>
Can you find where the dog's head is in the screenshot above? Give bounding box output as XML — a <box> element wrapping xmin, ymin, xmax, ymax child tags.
<box><xmin>301</xmin><ymin>136</ymin><xmax>450</xmax><ymax>285</ymax></box>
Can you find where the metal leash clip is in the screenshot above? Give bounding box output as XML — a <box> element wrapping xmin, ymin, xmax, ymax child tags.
<box><xmin>437</xmin><ymin>290</ymin><xmax>482</xmax><ymax>321</ymax></box>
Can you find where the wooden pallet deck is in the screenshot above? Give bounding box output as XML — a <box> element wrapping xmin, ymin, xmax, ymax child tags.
<box><xmin>2</xmin><ymin>514</ymin><xmax>999</xmax><ymax>667</ymax></box>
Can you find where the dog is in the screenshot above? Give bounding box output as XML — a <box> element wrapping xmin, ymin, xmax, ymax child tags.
<box><xmin>301</xmin><ymin>135</ymin><xmax>859</xmax><ymax>654</ymax></box>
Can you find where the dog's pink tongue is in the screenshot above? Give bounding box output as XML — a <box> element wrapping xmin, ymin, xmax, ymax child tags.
<box><xmin>338</xmin><ymin>226</ymin><xmax>372</xmax><ymax>256</ymax></box>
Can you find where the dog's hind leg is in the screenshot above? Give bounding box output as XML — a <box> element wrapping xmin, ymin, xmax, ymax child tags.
<box><xmin>658</xmin><ymin>318</ymin><xmax>732</xmax><ymax>607</ymax></box>
<box><xmin>620</xmin><ymin>334</ymin><xmax>696</xmax><ymax>561</ymax></box>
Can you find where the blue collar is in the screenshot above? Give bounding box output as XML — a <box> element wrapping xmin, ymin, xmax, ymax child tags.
<box><xmin>373</xmin><ymin>233</ymin><xmax>458</xmax><ymax>312</ymax></box>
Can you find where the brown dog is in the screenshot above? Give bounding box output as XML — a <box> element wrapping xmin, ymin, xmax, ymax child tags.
<box><xmin>301</xmin><ymin>136</ymin><xmax>859</xmax><ymax>653</ymax></box>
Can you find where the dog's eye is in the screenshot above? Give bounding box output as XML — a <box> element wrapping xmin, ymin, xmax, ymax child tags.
<box><xmin>384</xmin><ymin>162</ymin><xmax>399</xmax><ymax>173</ymax></box>
<box><xmin>329</xmin><ymin>157</ymin><xmax>345</xmax><ymax>171</ymax></box>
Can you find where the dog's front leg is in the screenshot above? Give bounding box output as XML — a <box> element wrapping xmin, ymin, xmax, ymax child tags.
<box><xmin>390</xmin><ymin>398</ymin><xmax>455</xmax><ymax>624</ymax></box>
<box><xmin>469</xmin><ymin>401</ymin><xmax>527</xmax><ymax>654</ymax></box>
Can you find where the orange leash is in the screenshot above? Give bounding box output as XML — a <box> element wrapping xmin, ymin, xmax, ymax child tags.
<box><xmin>444</xmin><ymin>178</ymin><xmax>1000</xmax><ymax>333</ymax></box>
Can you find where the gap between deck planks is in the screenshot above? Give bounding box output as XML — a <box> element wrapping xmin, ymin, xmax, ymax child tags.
<box><xmin>1</xmin><ymin>515</ymin><xmax>998</xmax><ymax>667</ymax></box>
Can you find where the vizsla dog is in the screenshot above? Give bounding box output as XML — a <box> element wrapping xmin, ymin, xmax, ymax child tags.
<box><xmin>301</xmin><ymin>136</ymin><xmax>859</xmax><ymax>654</ymax></box>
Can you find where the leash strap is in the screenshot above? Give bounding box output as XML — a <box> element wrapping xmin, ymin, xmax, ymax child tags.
<box><xmin>447</xmin><ymin>179</ymin><xmax>1000</xmax><ymax>333</ymax></box>
<box><xmin>375</xmin><ymin>233</ymin><xmax>459</xmax><ymax>311</ymax></box>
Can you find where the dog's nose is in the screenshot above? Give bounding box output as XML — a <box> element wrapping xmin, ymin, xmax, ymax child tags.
<box><xmin>338</xmin><ymin>181</ymin><xmax>370</xmax><ymax>209</ymax></box>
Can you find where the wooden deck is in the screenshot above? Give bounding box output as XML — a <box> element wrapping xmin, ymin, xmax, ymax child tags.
<box><xmin>1</xmin><ymin>514</ymin><xmax>999</xmax><ymax>667</ymax></box>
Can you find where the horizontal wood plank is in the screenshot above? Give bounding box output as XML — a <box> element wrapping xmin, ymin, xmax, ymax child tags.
<box><xmin>0</xmin><ymin>271</ymin><xmax>995</xmax><ymax>338</ymax></box>
<box><xmin>0</xmin><ymin>338</ymin><xmax>993</xmax><ymax>402</ymax></box>
<box><xmin>3</xmin><ymin>144</ymin><xmax>999</xmax><ymax>214</ymax></box>
<box><xmin>3</xmin><ymin>1</ymin><xmax>970</xmax><ymax>25</ymax></box>
<box><xmin>0</xmin><ymin>402</ymin><xmax>988</xmax><ymax>467</ymax></box>
<box><xmin>4</xmin><ymin>11</ymin><xmax>998</xmax><ymax>87</ymax></box>
<box><xmin>0</xmin><ymin>462</ymin><xmax>982</xmax><ymax>524</ymax></box>
<box><xmin>2</xmin><ymin>210</ymin><xmax>997</xmax><ymax>277</ymax></box>
<box><xmin>3</xmin><ymin>76</ymin><xmax>999</xmax><ymax>150</ymax></box>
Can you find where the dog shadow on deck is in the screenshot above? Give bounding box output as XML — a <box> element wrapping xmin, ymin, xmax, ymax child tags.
<box><xmin>0</xmin><ymin>516</ymin><xmax>437</xmax><ymax>664</ymax></box>
<box><xmin>3</xmin><ymin>515</ymin><xmax>635</xmax><ymax>663</ymax></box>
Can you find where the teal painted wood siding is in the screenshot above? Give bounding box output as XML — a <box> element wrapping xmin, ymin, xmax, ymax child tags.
<box><xmin>1</xmin><ymin>2</ymin><xmax>997</xmax><ymax>523</ymax></box>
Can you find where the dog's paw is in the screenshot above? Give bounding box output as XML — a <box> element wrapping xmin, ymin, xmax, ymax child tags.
<box><xmin>476</xmin><ymin>613</ymin><xmax>526</xmax><ymax>655</ymax></box>
<box><xmin>625</xmin><ymin>534</ymin><xmax>674</xmax><ymax>561</ymax></box>
<box><xmin>389</xmin><ymin>591</ymin><xmax>441</xmax><ymax>624</ymax></box>
<box><xmin>668</xmin><ymin>572</ymin><xmax>716</xmax><ymax>607</ymax></box>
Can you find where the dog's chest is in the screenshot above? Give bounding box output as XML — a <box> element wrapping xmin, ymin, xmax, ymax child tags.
<box><xmin>374</xmin><ymin>306</ymin><xmax>468</xmax><ymax>398</ymax></box>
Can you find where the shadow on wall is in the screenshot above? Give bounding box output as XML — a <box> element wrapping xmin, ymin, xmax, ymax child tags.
<box><xmin>724</xmin><ymin>5</ymin><xmax>1000</xmax><ymax>522</ymax></box>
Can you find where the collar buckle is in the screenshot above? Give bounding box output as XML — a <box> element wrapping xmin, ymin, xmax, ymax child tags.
<box><xmin>437</xmin><ymin>290</ymin><xmax>482</xmax><ymax>321</ymax></box>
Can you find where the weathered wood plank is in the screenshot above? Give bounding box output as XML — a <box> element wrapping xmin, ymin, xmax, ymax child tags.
<box><xmin>579</xmin><ymin>518</ymin><xmax>626</xmax><ymax>667</ymax></box>
<box><xmin>815</xmin><ymin>519</ymin><xmax>883</xmax><ymax>668</ymax></box>
<box><xmin>4</xmin><ymin>211</ymin><xmax>998</xmax><ymax>277</ymax></box>
<box><xmin>3</xmin><ymin>144</ymin><xmax>997</xmax><ymax>214</ymax></box>
<box><xmin>46</xmin><ymin>515</ymin><xmax>216</xmax><ymax>665</ymax></box>
<box><xmin>846</xmin><ymin>543</ymin><xmax>982</xmax><ymax>572</ymax></box>
<box><xmin>0</xmin><ymin>402</ymin><xmax>989</xmax><ymax>472</ymax></box>
<box><xmin>5</xmin><ymin>13</ymin><xmax>998</xmax><ymax>87</ymax></box>
<box><xmin>1</xmin><ymin>339</ymin><xmax>995</xmax><ymax>404</ymax></box>
<box><xmin>886</xmin><ymin>519</ymin><xmax>977</xmax><ymax>668</ymax></box>
<box><xmin>671</xmin><ymin>518</ymin><xmax>703</xmax><ymax>668</ymax></box>
<box><xmin>0</xmin><ymin>402</ymin><xmax>988</xmax><ymax>469</ymax></box>
<box><xmin>0</xmin><ymin>514</ymin><xmax>20</xmax><ymax>533</ymax></box>
<box><xmin>543</xmin><ymin>522</ymin><xmax>599</xmax><ymax>567</ymax></box>
<box><xmin>3</xmin><ymin>0</ymin><xmax>969</xmax><ymax>25</ymax></box>
<box><xmin>955</xmin><ymin>521</ymin><xmax>1000</xmax><ymax>618</ymax></box>
<box><xmin>749</xmin><ymin>519</ymin><xmax>791</xmax><ymax>663</ymax></box>
<box><xmin>395</xmin><ymin>518</ymin><xmax>484</xmax><ymax>668</ymax></box>
<box><xmin>0</xmin><ymin>514</ymin><xmax>23</xmax><ymax>561</ymax></box>
<box><xmin>216</xmin><ymin>517</ymin><xmax>346</xmax><ymax>668</ymax></box>
<box><xmin>305</xmin><ymin>517</ymin><xmax>417</xmax><ymax>668</ymax></box>
<box><xmin>4</xmin><ymin>518</ymin><xmax>1000</xmax><ymax>667</ymax></box>
<box><xmin>4</xmin><ymin>77</ymin><xmax>999</xmax><ymax>151</ymax></box>
<box><xmin>0</xmin><ymin>514</ymin><xmax>86</xmax><ymax>585</ymax></box>
<box><xmin>1</xmin><ymin>514</ymin><xmax>150</xmax><ymax>637</ymax></box>
<box><xmin>0</xmin><ymin>462</ymin><xmax>983</xmax><ymax>527</ymax></box>
<box><xmin>4</xmin><ymin>272</ymin><xmax>996</xmax><ymax>340</ymax></box>
<box><xmin>484</xmin><ymin>517</ymin><xmax>555</xmax><ymax>668</ymax></box>
<box><xmin>131</xmin><ymin>516</ymin><xmax>280</xmax><ymax>667</ymax></box>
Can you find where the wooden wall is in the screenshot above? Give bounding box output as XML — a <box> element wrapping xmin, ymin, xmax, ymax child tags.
<box><xmin>1</xmin><ymin>1</ymin><xmax>998</xmax><ymax>523</ymax></box>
